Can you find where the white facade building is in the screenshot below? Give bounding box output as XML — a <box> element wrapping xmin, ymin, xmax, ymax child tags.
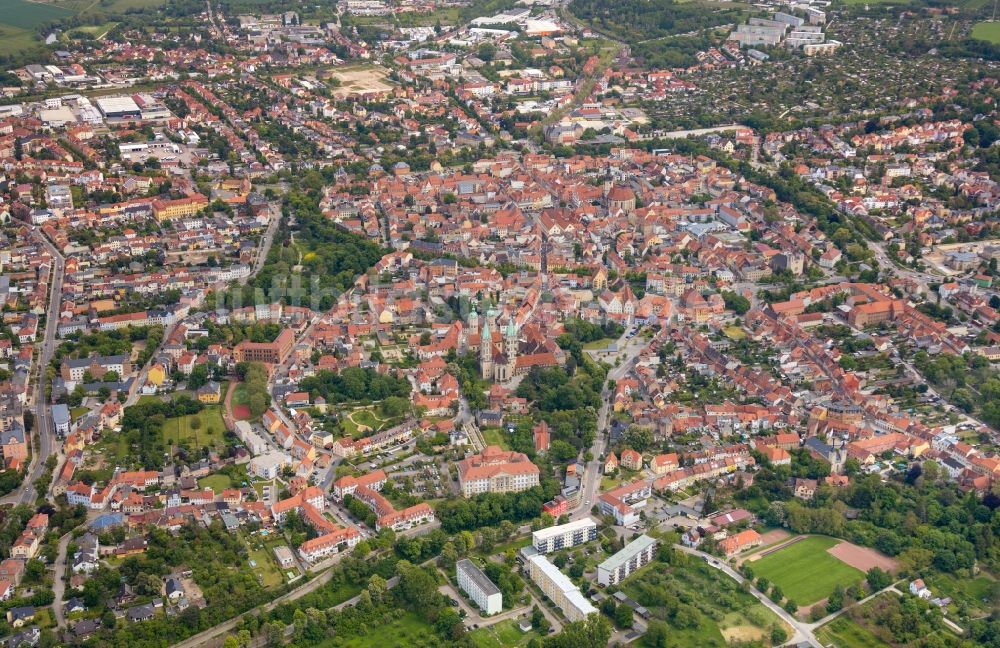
<box><xmin>532</xmin><ymin>518</ymin><xmax>598</xmax><ymax>554</ymax></box>
<box><xmin>597</xmin><ymin>534</ymin><xmax>657</xmax><ymax>586</ymax></box>
<box><xmin>456</xmin><ymin>559</ymin><xmax>502</xmax><ymax>616</ymax></box>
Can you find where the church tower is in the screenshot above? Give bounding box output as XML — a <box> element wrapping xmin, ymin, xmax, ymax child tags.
<box><xmin>468</xmin><ymin>307</ymin><xmax>479</xmax><ymax>336</ymax></box>
<box><xmin>504</xmin><ymin>319</ymin><xmax>518</xmax><ymax>377</ymax></box>
<box><xmin>480</xmin><ymin>320</ymin><xmax>493</xmax><ymax>380</ymax></box>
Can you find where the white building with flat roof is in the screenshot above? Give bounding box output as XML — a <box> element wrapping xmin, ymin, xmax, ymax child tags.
<box><xmin>532</xmin><ymin>518</ymin><xmax>598</xmax><ymax>554</ymax></box>
<box><xmin>249</xmin><ymin>451</ymin><xmax>290</xmax><ymax>480</ymax></box>
<box><xmin>525</xmin><ymin>555</ymin><xmax>597</xmax><ymax>622</ymax></box>
<box><xmin>456</xmin><ymin>559</ymin><xmax>502</xmax><ymax>615</ymax></box>
<box><xmin>597</xmin><ymin>534</ymin><xmax>657</xmax><ymax>586</ymax></box>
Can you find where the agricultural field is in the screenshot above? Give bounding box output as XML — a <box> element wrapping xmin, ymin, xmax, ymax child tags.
<box><xmin>1</xmin><ymin>0</ymin><xmax>71</xmax><ymax>30</ymax></box>
<box><xmin>971</xmin><ymin>21</ymin><xmax>1000</xmax><ymax>44</ymax></box>
<box><xmin>749</xmin><ymin>537</ymin><xmax>865</xmax><ymax>606</ymax></box>
<box><xmin>622</xmin><ymin>555</ymin><xmax>789</xmax><ymax>646</ymax></box>
<box><xmin>469</xmin><ymin>618</ymin><xmax>538</xmax><ymax>648</ymax></box>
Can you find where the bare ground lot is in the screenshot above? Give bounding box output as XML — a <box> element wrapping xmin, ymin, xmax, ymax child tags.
<box><xmin>827</xmin><ymin>540</ymin><xmax>899</xmax><ymax>573</ymax></box>
<box><xmin>326</xmin><ymin>65</ymin><xmax>394</xmax><ymax>99</ymax></box>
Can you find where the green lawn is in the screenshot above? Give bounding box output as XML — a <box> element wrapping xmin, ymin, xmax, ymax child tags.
<box><xmin>481</xmin><ymin>427</ymin><xmax>510</xmax><ymax>450</ymax></box>
<box><xmin>723</xmin><ymin>326</ymin><xmax>747</xmax><ymax>340</ymax></box>
<box><xmin>162</xmin><ymin>405</ymin><xmax>228</xmax><ymax>450</ymax></box>
<box><xmin>199</xmin><ymin>474</ymin><xmax>233</xmax><ymax>494</ymax></box>
<box><xmin>582</xmin><ymin>338</ymin><xmax>614</xmax><ymax>350</ymax></box>
<box><xmin>314</xmin><ymin>611</ymin><xmax>438</xmax><ymax>647</ymax></box>
<box><xmin>816</xmin><ymin>614</ymin><xmax>891</xmax><ymax>648</ymax></box>
<box><xmin>246</xmin><ymin>543</ymin><xmax>285</xmax><ymax>588</ymax></box>
<box><xmin>972</xmin><ymin>21</ymin><xmax>1000</xmax><ymax>44</ymax></box>
<box><xmin>70</xmin><ymin>406</ymin><xmax>89</xmax><ymax>421</ymax></box>
<box><xmin>750</xmin><ymin>536</ymin><xmax>864</xmax><ymax>606</ymax></box>
<box><xmin>232</xmin><ymin>382</ymin><xmax>250</xmax><ymax>405</ymax></box>
<box><xmin>469</xmin><ymin>618</ymin><xmax>537</xmax><ymax>648</ymax></box>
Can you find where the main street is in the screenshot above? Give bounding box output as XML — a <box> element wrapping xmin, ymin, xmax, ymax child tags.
<box><xmin>570</xmin><ymin>329</ymin><xmax>648</xmax><ymax>520</ymax></box>
<box><xmin>2</xmin><ymin>231</ymin><xmax>65</xmax><ymax>506</ymax></box>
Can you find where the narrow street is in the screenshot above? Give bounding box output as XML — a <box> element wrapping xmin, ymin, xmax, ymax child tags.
<box><xmin>51</xmin><ymin>533</ymin><xmax>72</xmax><ymax>628</ymax></box>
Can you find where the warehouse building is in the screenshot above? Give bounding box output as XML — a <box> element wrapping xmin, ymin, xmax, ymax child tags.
<box><xmin>95</xmin><ymin>96</ymin><xmax>142</xmax><ymax>119</ymax></box>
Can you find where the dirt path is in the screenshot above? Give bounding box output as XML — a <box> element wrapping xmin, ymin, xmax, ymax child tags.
<box><xmin>222</xmin><ymin>381</ymin><xmax>237</xmax><ymax>432</ymax></box>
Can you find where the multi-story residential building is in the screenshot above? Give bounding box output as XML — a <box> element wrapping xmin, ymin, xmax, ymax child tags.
<box><xmin>597</xmin><ymin>480</ymin><xmax>651</xmax><ymax>525</ymax></box>
<box><xmin>525</xmin><ymin>554</ymin><xmax>597</xmax><ymax>622</ymax></box>
<box><xmin>457</xmin><ymin>446</ymin><xmax>540</xmax><ymax>497</ymax></box>
<box><xmin>531</xmin><ymin>518</ymin><xmax>598</xmax><ymax>554</ymax></box>
<box><xmin>597</xmin><ymin>534</ymin><xmax>657</xmax><ymax>586</ymax></box>
<box><xmin>456</xmin><ymin>559</ymin><xmax>502</xmax><ymax>616</ymax></box>
<box><xmin>151</xmin><ymin>194</ymin><xmax>209</xmax><ymax>221</ymax></box>
<box><xmin>332</xmin><ymin>469</ymin><xmax>387</xmax><ymax>500</ymax></box>
<box><xmin>297</xmin><ymin>527</ymin><xmax>360</xmax><ymax>563</ymax></box>
<box><xmin>60</xmin><ymin>354</ymin><xmax>132</xmax><ymax>382</ymax></box>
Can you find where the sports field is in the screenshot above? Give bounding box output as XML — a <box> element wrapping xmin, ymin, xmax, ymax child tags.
<box><xmin>972</xmin><ymin>21</ymin><xmax>1000</xmax><ymax>44</ymax></box>
<box><xmin>749</xmin><ymin>536</ymin><xmax>864</xmax><ymax>606</ymax></box>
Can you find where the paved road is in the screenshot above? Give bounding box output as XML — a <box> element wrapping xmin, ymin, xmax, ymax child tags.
<box><xmin>2</xmin><ymin>232</ymin><xmax>65</xmax><ymax>506</ymax></box>
<box><xmin>675</xmin><ymin>544</ymin><xmax>821</xmax><ymax>647</ymax></box>
<box><xmin>570</xmin><ymin>330</ymin><xmax>647</xmax><ymax>520</ymax></box>
<box><xmin>51</xmin><ymin>533</ymin><xmax>72</xmax><ymax>628</ymax></box>
<box><xmin>242</xmin><ymin>203</ymin><xmax>282</xmax><ymax>286</ymax></box>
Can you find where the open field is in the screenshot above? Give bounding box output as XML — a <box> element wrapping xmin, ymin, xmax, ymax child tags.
<box><xmin>162</xmin><ymin>404</ymin><xmax>228</xmax><ymax>450</ymax></box>
<box><xmin>327</xmin><ymin>65</ymin><xmax>394</xmax><ymax>99</ymax></box>
<box><xmin>622</xmin><ymin>557</ymin><xmax>789</xmax><ymax>645</ymax></box>
<box><xmin>972</xmin><ymin>21</ymin><xmax>1000</xmax><ymax>44</ymax></box>
<box><xmin>749</xmin><ymin>536</ymin><xmax>865</xmax><ymax>606</ymax></box>
<box><xmin>469</xmin><ymin>618</ymin><xmax>538</xmax><ymax>648</ymax></box>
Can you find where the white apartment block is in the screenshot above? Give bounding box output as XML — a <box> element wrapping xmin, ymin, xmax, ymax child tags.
<box><xmin>456</xmin><ymin>559</ymin><xmax>502</xmax><ymax>616</ymax></box>
<box><xmin>525</xmin><ymin>555</ymin><xmax>597</xmax><ymax>622</ymax></box>
<box><xmin>597</xmin><ymin>534</ymin><xmax>657</xmax><ymax>586</ymax></box>
<box><xmin>532</xmin><ymin>518</ymin><xmax>598</xmax><ymax>554</ymax></box>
